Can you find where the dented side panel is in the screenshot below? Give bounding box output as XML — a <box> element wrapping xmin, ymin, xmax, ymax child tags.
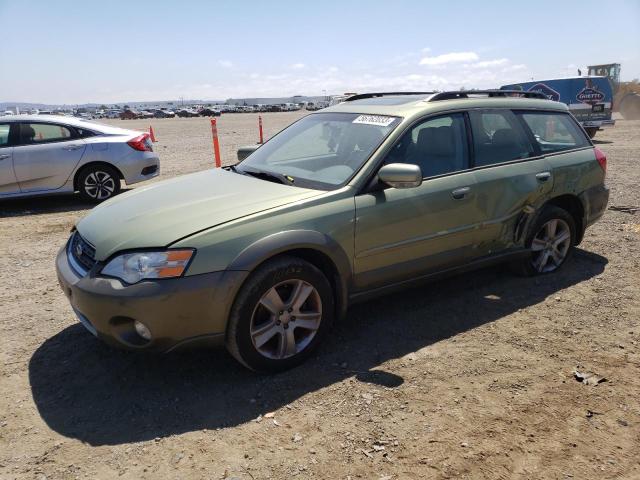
<box><xmin>471</xmin><ymin>157</ymin><xmax>554</xmax><ymax>252</ymax></box>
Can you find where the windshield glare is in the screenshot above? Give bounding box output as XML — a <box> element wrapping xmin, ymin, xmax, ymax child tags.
<box><xmin>237</xmin><ymin>112</ymin><xmax>400</xmax><ymax>190</ymax></box>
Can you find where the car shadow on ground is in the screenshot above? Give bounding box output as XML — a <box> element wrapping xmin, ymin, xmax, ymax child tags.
<box><xmin>0</xmin><ymin>194</ymin><xmax>92</xmax><ymax>217</ymax></box>
<box><xmin>0</xmin><ymin>189</ymin><xmax>133</xmax><ymax>218</ymax></box>
<box><xmin>29</xmin><ymin>249</ymin><xmax>607</xmax><ymax>446</ymax></box>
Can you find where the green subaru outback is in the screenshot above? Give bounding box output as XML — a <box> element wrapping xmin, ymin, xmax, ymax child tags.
<box><xmin>56</xmin><ymin>91</ymin><xmax>609</xmax><ymax>371</ymax></box>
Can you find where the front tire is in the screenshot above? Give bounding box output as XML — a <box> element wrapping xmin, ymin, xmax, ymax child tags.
<box><xmin>77</xmin><ymin>165</ymin><xmax>121</xmax><ymax>202</ymax></box>
<box><xmin>514</xmin><ymin>206</ymin><xmax>576</xmax><ymax>276</ymax></box>
<box><xmin>226</xmin><ymin>256</ymin><xmax>334</xmax><ymax>372</ymax></box>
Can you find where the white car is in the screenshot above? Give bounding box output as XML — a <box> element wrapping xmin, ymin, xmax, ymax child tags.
<box><xmin>0</xmin><ymin>115</ymin><xmax>159</xmax><ymax>202</ymax></box>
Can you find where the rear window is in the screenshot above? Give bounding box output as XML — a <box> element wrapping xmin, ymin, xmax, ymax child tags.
<box><xmin>518</xmin><ymin>111</ymin><xmax>590</xmax><ymax>153</ymax></box>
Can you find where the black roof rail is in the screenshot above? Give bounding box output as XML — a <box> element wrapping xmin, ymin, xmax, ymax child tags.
<box><xmin>429</xmin><ymin>90</ymin><xmax>547</xmax><ymax>101</ymax></box>
<box><xmin>343</xmin><ymin>91</ymin><xmax>435</xmax><ymax>102</ymax></box>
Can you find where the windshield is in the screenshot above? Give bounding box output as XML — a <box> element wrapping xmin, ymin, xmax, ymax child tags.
<box><xmin>237</xmin><ymin>112</ymin><xmax>401</xmax><ymax>190</ymax></box>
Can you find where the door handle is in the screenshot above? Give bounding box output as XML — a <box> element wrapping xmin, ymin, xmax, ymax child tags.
<box><xmin>0</xmin><ymin>154</ymin><xmax>10</xmax><ymax>160</ymax></box>
<box><xmin>451</xmin><ymin>186</ymin><xmax>471</xmax><ymax>200</ymax></box>
<box><xmin>64</xmin><ymin>144</ymin><xmax>83</xmax><ymax>151</ymax></box>
<box><xmin>536</xmin><ymin>172</ymin><xmax>551</xmax><ymax>182</ymax></box>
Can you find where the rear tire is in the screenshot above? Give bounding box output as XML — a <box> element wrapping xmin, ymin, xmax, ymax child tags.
<box><xmin>585</xmin><ymin>127</ymin><xmax>598</xmax><ymax>139</ymax></box>
<box><xmin>77</xmin><ymin>165</ymin><xmax>121</xmax><ymax>203</ymax></box>
<box><xmin>513</xmin><ymin>206</ymin><xmax>576</xmax><ymax>276</ymax></box>
<box><xmin>226</xmin><ymin>255</ymin><xmax>334</xmax><ymax>372</ymax></box>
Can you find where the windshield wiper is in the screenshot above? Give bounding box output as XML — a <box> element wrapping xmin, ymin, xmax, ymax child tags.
<box><xmin>242</xmin><ymin>169</ymin><xmax>294</xmax><ymax>185</ymax></box>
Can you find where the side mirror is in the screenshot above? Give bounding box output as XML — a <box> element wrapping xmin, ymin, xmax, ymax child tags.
<box><xmin>378</xmin><ymin>163</ymin><xmax>422</xmax><ymax>189</ymax></box>
<box><xmin>237</xmin><ymin>144</ymin><xmax>260</xmax><ymax>161</ymax></box>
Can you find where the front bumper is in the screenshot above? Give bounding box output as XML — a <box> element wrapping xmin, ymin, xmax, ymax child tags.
<box><xmin>55</xmin><ymin>244</ymin><xmax>248</xmax><ymax>352</ymax></box>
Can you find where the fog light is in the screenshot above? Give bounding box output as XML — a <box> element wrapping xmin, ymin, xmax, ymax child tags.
<box><xmin>134</xmin><ymin>320</ymin><xmax>152</xmax><ymax>341</ymax></box>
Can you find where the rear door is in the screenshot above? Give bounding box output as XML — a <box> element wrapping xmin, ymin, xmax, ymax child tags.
<box><xmin>468</xmin><ymin>109</ymin><xmax>553</xmax><ymax>253</ymax></box>
<box><xmin>0</xmin><ymin>122</ymin><xmax>19</xmax><ymax>195</ymax></box>
<box><xmin>12</xmin><ymin>122</ymin><xmax>87</xmax><ymax>193</ymax></box>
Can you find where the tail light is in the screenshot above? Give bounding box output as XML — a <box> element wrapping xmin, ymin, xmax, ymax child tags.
<box><xmin>127</xmin><ymin>133</ymin><xmax>153</xmax><ymax>152</ymax></box>
<box><xmin>594</xmin><ymin>147</ymin><xmax>607</xmax><ymax>175</ymax></box>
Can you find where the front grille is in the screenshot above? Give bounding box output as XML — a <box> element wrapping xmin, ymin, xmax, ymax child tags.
<box><xmin>69</xmin><ymin>232</ymin><xmax>97</xmax><ymax>272</ymax></box>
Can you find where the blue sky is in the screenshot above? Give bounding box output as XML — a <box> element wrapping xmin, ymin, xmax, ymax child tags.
<box><xmin>1</xmin><ymin>0</ymin><xmax>638</xmax><ymax>104</ymax></box>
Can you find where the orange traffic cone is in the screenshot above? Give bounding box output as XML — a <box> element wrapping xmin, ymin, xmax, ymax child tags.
<box><xmin>149</xmin><ymin>125</ymin><xmax>157</xmax><ymax>142</ymax></box>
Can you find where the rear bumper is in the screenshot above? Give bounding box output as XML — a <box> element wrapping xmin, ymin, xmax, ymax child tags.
<box><xmin>121</xmin><ymin>152</ymin><xmax>160</xmax><ymax>185</ymax></box>
<box><xmin>581</xmin><ymin>119</ymin><xmax>615</xmax><ymax>129</ymax></box>
<box><xmin>55</xmin><ymin>244</ymin><xmax>248</xmax><ymax>352</ymax></box>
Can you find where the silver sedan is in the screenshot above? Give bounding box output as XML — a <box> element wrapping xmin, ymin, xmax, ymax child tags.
<box><xmin>0</xmin><ymin>115</ymin><xmax>159</xmax><ymax>202</ymax></box>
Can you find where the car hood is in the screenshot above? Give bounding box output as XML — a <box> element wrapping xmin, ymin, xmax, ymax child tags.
<box><xmin>76</xmin><ymin>169</ymin><xmax>322</xmax><ymax>261</ymax></box>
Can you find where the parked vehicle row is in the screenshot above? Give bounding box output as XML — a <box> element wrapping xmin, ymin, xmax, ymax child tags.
<box><xmin>0</xmin><ymin>115</ymin><xmax>159</xmax><ymax>202</ymax></box>
<box><xmin>56</xmin><ymin>90</ymin><xmax>608</xmax><ymax>372</ymax></box>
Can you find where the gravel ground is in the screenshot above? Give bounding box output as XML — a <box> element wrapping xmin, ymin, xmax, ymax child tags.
<box><xmin>0</xmin><ymin>114</ymin><xmax>638</xmax><ymax>480</ymax></box>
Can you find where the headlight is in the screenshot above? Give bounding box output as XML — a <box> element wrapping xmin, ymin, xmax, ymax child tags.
<box><xmin>101</xmin><ymin>249</ymin><xmax>194</xmax><ymax>284</ymax></box>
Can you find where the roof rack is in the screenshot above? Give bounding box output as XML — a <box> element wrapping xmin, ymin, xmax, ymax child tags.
<box><xmin>343</xmin><ymin>92</ymin><xmax>435</xmax><ymax>102</ymax></box>
<box><xmin>429</xmin><ymin>90</ymin><xmax>547</xmax><ymax>101</ymax></box>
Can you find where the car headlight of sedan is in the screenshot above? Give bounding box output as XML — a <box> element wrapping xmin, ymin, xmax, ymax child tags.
<box><xmin>101</xmin><ymin>249</ymin><xmax>195</xmax><ymax>284</ymax></box>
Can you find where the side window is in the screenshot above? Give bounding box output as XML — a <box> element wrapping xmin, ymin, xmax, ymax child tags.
<box><xmin>0</xmin><ymin>124</ymin><xmax>9</xmax><ymax>146</ymax></box>
<box><xmin>518</xmin><ymin>111</ymin><xmax>589</xmax><ymax>153</ymax></box>
<box><xmin>17</xmin><ymin>123</ymin><xmax>72</xmax><ymax>145</ymax></box>
<box><xmin>469</xmin><ymin>110</ymin><xmax>534</xmax><ymax>167</ymax></box>
<box><xmin>386</xmin><ymin>113</ymin><xmax>469</xmax><ymax>177</ymax></box>
<box><xmin>75</xmin><ymin>127</ymin><xmax>96</xmax><ymax>138</ymax></box>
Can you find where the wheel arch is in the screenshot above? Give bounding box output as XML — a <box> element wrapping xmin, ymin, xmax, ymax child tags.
<box><xmin>73</xmin><ymin>161</ymin><xmax>124</xmax><ymax>191</ymax></box>
<box><xmin>544</xmin><ymin>194</ymin><xmax>585</xmax><ymax>244</ymax></box>
<box><xmin>228</xmin><ymin>230</ymin><xmax>352</xmax><ymax>321</ymax></box>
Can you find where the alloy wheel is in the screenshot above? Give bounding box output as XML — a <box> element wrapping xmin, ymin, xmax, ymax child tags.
<box><xmin>530</xmin><ymin>218</ymin><xmax>571</xmax><ymax>273</ymax></box>
<box><xmin>84</xmin><ymin>171</ymin><xmax>116</xmax><ymax>200</ymax></box>
<box><xmin>250</xmin><ymin>279</ymin><xmax>322</xmax><ymax>360</ymax></box>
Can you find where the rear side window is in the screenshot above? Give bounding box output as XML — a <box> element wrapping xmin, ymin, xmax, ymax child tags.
<box><xmin>0</xmin><ymin>124</ymin><xmax>9</xmax><ymax>146</ymax></box>
<box><xmin>75</xmin><ymin>127</ymin><xmax>96</xmax><ymax>138</ymax></box>
<box><xmin>518</xmin><ymin>111</ymin><xmax>589</xmax><ymax>153</ymax></box>
<box><xmin>469</xmin><ymin>110</ymin><xmax>534</xmax><ymax>167</ymax></box>
<box><xmin>17</xmin><ymin>123</ymin><xmax>72</xmax><ymax>145</ymax></box>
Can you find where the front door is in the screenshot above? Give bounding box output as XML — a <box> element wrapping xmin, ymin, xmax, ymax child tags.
<box><xmin>0</xmin><ymin>123</ymin><xmax>18</xmax><ymax>195</ymax></box>
<box><xmin>354</xmin><ymin>113</ymin><xmax>482</xmax><ymax>291</ymax></box>
<box><xmin>12</xmin><ymin>122</ymin><xmax>86</xmax><ymax>193</ymax></box>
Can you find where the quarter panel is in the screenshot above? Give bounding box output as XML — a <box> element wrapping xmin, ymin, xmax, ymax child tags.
<box><xmin>546</xmin><ymin>148</ymin><xmax>602</xmax><ymax>197</ymax></box>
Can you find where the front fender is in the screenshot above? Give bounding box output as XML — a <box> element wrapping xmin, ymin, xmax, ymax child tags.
<box><xmin>228</xmin><ymin>230</ymin><xmax>352</xmax><ymax>320</ymax></box>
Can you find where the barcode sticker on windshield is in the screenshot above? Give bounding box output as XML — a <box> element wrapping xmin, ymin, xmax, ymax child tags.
<box><xmin>352</xmin><ymin>115</ymin><xmax>396</xmax><ymax>127</ymax></box>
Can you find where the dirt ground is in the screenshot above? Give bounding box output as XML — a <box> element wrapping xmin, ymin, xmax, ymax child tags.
<box><xmin>0</xmin><ymin>113</ymin><xmax>638</xmax><ymax>480</ymax></box>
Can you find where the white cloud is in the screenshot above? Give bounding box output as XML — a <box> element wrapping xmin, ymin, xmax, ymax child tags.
<box><xmin>290</xmin><ymin>63</ymin><xmax>305</xmax><ymax>70</ymax></box>
<box><xmin>218</xmin><ymin>60</ymin><xmax>233</xmax><ymax>68</ymax></box>
<box><xmin>419</xmin><ymin>51</ymin><xmax>479</xmax><ymax>66</ymax></box>
<box><xmin>422</xmin><ymin>47</ymin><xmax>431</xmax><ymax>53</ymax></box>
<box><xmin>328</xmin><ymin>66</ymin><xmax>339</xmax><ymax>73</ymax></box>
<box><xmin>502</xmin><ymin>64</ymin><xmax>527</xmax><ymax>72</ymax></box>
<box><xmin>470</xmin><ymin>58</ymin><xmax>509</xmax><ymax>68</ymax></box>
